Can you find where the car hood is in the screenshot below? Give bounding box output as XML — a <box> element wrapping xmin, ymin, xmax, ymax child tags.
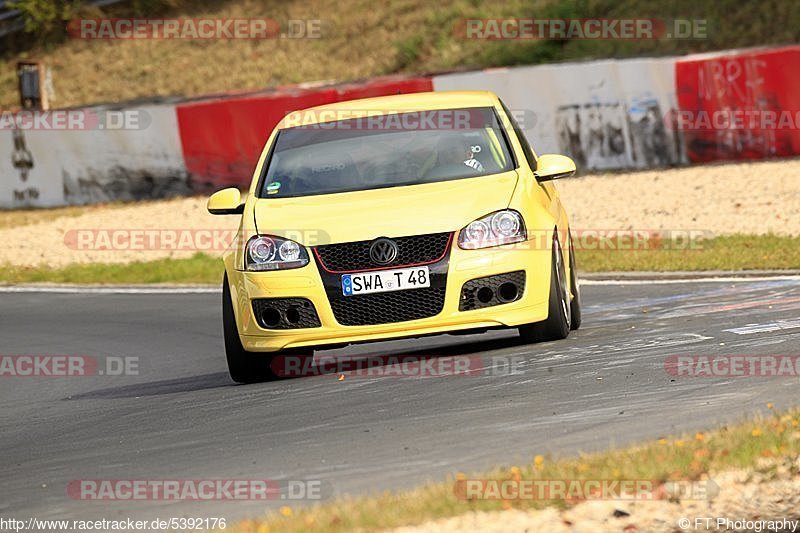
<box><xmin>252</xmin><ymin>171</ymin><xmax>519</xmax><ymax>245</ymax></box>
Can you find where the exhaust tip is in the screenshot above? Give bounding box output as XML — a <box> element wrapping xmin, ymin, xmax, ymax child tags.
<box><xmin>261</xmin><ymin>307</ymin><xmax>283</xmax><ymax>328</ymax></box>
<box><xmin>477</xmin><ymin>287</ymin><xmax>494</xmax><ymax>303</ymax></box>
<box><xmin>284</xmin><ymin>306</ymin><xmax>301</xmax><ymax>325</ymax></box>
<box><xmin>497</xmin><ymin>282</ymin><xmax>519</xmax><ymax>303</ymax></box>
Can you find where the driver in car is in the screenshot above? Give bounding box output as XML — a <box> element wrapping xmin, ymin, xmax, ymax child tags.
<box><xmin>435</xmin><ymin>136</ymin><xmax>485</xmax><ymax>173</ymax></box>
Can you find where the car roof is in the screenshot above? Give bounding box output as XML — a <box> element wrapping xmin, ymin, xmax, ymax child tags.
<box><xmin>278</xmin><ymin>90</ymin><xmax>500</xmax><ymax>129</ymax></box>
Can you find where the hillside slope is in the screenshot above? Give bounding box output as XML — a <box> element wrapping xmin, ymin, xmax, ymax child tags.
<box><xmin>1</xmin><ymin>0</ymin><xmax>799</xmax><ymax>108</ymax></box>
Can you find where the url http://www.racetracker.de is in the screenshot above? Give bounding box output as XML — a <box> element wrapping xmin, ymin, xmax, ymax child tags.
<box><xmin>0</xmin><ymin>516</ymin><xmax>227</xmax><ymax>532</ymax></box>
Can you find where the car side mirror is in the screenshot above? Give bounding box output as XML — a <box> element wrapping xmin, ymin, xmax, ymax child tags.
<box><xmin>207</xmin><ymin>188</ymin><xmax>245</xmax><ymax>215</ymax></box>
<box><xmin>534</xmin><ymin>154</ymin><xmax>576</xmax><ymax>181</ymax></box>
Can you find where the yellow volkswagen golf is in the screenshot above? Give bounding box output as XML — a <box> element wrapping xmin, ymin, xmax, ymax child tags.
<box><xmin>208</xmin><ymin>91</ymin><xmax>581</xmax><ymax>383</ymax></box>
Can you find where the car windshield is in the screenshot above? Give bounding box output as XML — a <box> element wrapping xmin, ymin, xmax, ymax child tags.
<box><xmin>259</xmin><ymin>107</ymin><xmax>515</xmax><ymax>198</ymax></box>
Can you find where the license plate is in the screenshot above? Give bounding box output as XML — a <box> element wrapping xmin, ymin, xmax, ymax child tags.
<box><xmin>342</xmin><ymin>266</ymin><xmax>430</xmax><ymax>296</ymax></box>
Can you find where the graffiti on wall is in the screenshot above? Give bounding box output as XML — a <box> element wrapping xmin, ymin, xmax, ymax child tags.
<box><xmin>691</xmin><ymin>56</ymin><xmax>781</xmax><ymax>160</ymax></box>
<box><xmin>555</xmin><ymin>98</ymin><xmax>681</xmax><ymax>170</ymax></box>
<box><xmin>8</xmin><ymin>128</ymin><xmax>41</xmax><ymax>204</ymax></box>
<box><xmin>676</xmin><ymin>48</ymin><xmax>800</xmax><ymax>162</ymax></box>
<box><xmin>63</xmin><ymin>167</ymin><xmax>191</xmax><ymax>204</ymax></box>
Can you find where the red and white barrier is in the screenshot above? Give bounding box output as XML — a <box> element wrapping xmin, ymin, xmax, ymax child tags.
<box><xmin>432</xmin><ymin>57</ymin><xmax>684</xmax><ymax>170</ymax></box>
<box><xmin>175</xmin><ymin>75</ymin><xmax>433</xmax><ymax>192</ymax></box>
<box><xmin>675</xmin><ymin>46</ymin><xmax>800</xmax><ymax>162</ymax></box>
<box><xmin>3</xmin><ymin>45</ymin><xmax>799</xmax><ymax>208</ymax></box>
<box><xmin>2</xmin><ymin>103</ymin><xmax>187</xmax><ymax>208</ymax></box>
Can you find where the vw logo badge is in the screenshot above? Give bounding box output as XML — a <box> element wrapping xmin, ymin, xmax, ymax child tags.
<box><xmin>369</xmin><ymin>238</ymin><xmax>399</xmax><ymax>265</ymax></box>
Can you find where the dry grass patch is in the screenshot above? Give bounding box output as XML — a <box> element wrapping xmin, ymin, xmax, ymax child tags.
<box><xmin>227</xmin><ymin>407</ymin><xmax>800</xmax><ymax>532</ymax></box>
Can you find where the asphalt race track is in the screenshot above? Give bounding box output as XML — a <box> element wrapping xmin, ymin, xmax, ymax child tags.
<box><xmin>2</xmin><ymin>277</ymin><xmax>800</xmax><ymax>523</ymax></box>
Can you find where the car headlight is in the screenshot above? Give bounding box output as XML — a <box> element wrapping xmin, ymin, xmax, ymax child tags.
<box><xmin>458</xmin><ymin>210</ymin><xmax>526</xmax><ymax>249</ymax></box>
<box><xmin>246</xmin><ymin>235</ymin><xmax>309</xmax><ymax>271</ymax></box>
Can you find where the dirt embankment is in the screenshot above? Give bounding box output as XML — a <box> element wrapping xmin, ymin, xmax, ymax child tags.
<box><xmin>558</xmin><ymin>158</ymin><xmax>800</xmax><ymax>237</ymax></box>
<box><xmin>391</xmin><ymin>461</ymin><xmax>800</xmax><ymax>533</ymax></box>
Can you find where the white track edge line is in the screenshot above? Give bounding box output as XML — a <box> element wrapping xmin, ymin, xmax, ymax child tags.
<box><xmin>581</xmin><ymin>275</ymin><xmax>800</xmax><ymax>285</ymax></box>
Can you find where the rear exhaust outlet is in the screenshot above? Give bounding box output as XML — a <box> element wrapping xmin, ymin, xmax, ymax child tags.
<box><xmin>477</xmin><ymin>287</ymin><xmax>494</xmax><ymax>304</ymax></box>
<box><xmin>284</xmin><ymin>306</ymin><xmax>301</xmax><ymax>325</ymax></box>
<box><xmin>261</xmin><ymin>307</ymin><xmax>283</xmax><ymax>328</ymax></box>
<box><xmin>497</xmin><ymin>282</ymin><xmax>519</xmax><ymax>303</ymax></box>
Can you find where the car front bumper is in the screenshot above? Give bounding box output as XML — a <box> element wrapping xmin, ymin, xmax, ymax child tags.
<box><xmin>225</xmin><ymin>239</ymin><xmax>553</xmax><ymax>352</ymax></box>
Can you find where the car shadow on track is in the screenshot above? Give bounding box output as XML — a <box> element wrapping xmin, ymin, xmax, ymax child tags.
<box><xmin>286</xmin><ymin>331</ymin><xmax>525</xmax><ymax>378</ymax></box>
<box><xmin>63</xmin><ymin>372</ymin><xmax>233</xmax><ymax>400</ymax></box>
<box><xmin>63</xmin><ymin>332</ymin><xmax>529</xmax><ymax>399</ymax></box>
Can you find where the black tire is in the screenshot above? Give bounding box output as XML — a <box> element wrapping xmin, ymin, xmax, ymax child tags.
<box><xmin>518</xmin><ymin>234</ymin><xmax>571</xmax><ymax>343</ymax></box>
<box><xmin>568</xmin><ymin>231</ymin><xmax>582</xmax><ymax>331</ymax></box>
<box><xmin>222</xmin><ymin>273</ymin><xmax>279</xmax><ymax>383</ymax></box>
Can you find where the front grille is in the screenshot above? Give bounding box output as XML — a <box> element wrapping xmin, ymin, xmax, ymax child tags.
<box><xmin>315</xmin><ymin>232</ymin><xmax>451</xmax><ymax>272</ymax></box>
<box><xmin>459</xmin><ymin>271</ymin><xmax>526</xmax><ymax>311</ymax></box>
<box><xmin>329</xmin><ymin>287</ymin><xmax>446</xmax><ymax>326</ymax></box>
<box><xmin>252</xmin><ymin>298</ymin><xmax>322</xmax><ymax>329</ymax></box>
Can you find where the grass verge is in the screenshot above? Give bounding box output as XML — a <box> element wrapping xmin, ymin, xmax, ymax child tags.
<box><xmin>0</xmin><ymin>201</ymin><xmax>131</xmax><ymax>230</ymax></box>
<box><xmin>576</xmin><ymin>233</ymin><xmax>800</xmax><ymax>272</ymax></box>
<box><xmin>1</xmin><ymin>234</ymin><xmax>799</xmax><ymax>284</ymax></box>
<box><xmin>0</xmin><ymin>252</ymin><xmax>223</xmax><ymax>284</ymax></box>
<box><xmin>228</xmin><ymin>406</ymin><xmax>800</xmax><ymax>532</ymax></box>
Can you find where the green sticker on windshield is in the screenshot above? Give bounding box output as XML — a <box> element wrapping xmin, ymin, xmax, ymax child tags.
<box><xmin>266</xmin><ymin>182</ymin><xmax>281</xmax><ymax>194</ymax></box>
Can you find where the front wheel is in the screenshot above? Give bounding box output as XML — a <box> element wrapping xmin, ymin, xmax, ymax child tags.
<box><xmin>518</xmin><ymin>234</ymin><xmax>571</xmax><ymax>343</ymax></box>
<box><xmin>568</xmin><ymin>231</ymin><xmax>582</xmax><ymax>331</ymax></box>
<box><xmin>223</xmin><ymin>273</ymin><xmax>282</xmax><ymax>383</ymax></box>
